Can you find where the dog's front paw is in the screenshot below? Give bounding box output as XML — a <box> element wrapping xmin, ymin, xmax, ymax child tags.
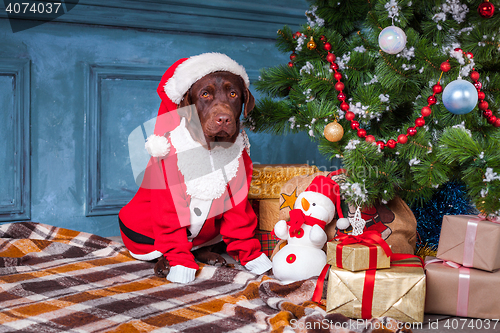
<box><xmin>208</xmin><ymin>253</ymin><xmax>227</xmax><ymax>267</ymax></box>
<box><xmin>154</xmin><ymin>256</ymin><xmax>170</xmax><ymax>278</ymax></box>
<box><xmin>193</xmin><ymin>247</ymin><xmax>228</xmax><ymax>267</ymax></box>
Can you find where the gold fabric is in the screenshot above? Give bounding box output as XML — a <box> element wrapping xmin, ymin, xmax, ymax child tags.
<box><xmin>249</xmin><ymin>164</ymin><xmax>318</xmax><ymax>199</ymax></box>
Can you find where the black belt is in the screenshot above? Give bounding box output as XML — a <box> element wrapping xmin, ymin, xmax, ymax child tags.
<box><xmin>118</xmin><ymin>217</ymin><xmax>155</xmax><ymax>245</ymax></box>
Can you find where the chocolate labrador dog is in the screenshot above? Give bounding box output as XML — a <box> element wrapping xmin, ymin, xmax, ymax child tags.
<box><xmin>154</xmin><ymin>71</ymin><xmax>255</xmax><ymax>278</ymax></box>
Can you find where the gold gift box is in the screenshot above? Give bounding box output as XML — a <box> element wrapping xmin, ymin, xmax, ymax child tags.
<box><xmin>326</xmin><ymin>259</ymin><xmax>426</xmax><ymax>323</ymax></box>
<box><xmin>327</xmin><ymin>240</ymin><xmax>391</xmax><ymax>272</ymax></box>
<box><xmin>249</xmin><ymin>164</ymin><xmax>318</xmax><ymax>200</ymax></box>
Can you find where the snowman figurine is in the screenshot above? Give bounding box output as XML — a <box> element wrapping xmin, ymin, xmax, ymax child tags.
<box><xmin>272</xmin><ymin>175</ymin><xmax>349</xmax><ymax>284</ymax></box>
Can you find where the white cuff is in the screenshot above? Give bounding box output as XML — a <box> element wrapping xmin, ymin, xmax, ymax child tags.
<box><xmin>245</xmin><ymin>253</ymin><xmax>272</xmax><ymax>275</ymax></box>
<box><xmin>166</xmin><ymin>265</ymin><xmax>196</xmax><ymax>283</ymax></box>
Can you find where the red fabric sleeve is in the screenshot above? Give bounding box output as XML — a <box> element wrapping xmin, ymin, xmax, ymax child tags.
<box><xmin>219</xmin><ymin>152</ymin><xmax>263</xmax><ymax>265</ymax></box>
<box><xmin>151</xmin><ymin>147</ymin><xmax>198</xmax><ymax>270</ymax></box>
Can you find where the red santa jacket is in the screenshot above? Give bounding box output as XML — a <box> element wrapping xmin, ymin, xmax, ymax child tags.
<box><xmin>119</xmin><ymin>119</ymin><xmax>263</xmax><ymax>270</ymax></box>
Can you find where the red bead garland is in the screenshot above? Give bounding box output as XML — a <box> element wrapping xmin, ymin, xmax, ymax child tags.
<box><xmin>387</xmin><ymin>139</ymin><xmax>397</xmax><ymax>149</ymax></box>
<box><xmin>415</xmin><ymin>117</ymin><xmax>425</xmax><ymax>127</ymax></box>
<box><xmin>469</xmin><ymin>70</ymin><xmax>496</xmax><ymax>125</ymax></box>
<box><xmin>287</xmin><ymin>34</ymin><xmax>497</xmax><ymax>148</ymax></box>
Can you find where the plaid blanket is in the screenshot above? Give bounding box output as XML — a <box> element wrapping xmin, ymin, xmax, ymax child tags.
<box><xmin>0</xmin><ymin>222</ymin><xmax>409</xmax><ymax>333</ymax></box>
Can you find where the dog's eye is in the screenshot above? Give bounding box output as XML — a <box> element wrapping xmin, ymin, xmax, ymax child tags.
<box><xmin>230</xmin><ymin>91</ymin><xmax>237</xmax><ymax>98</ymax></box>
<box><xmin>201</xmin><ymin>92</ymin><xmax>210</xmax><ymax>98</ymax></box>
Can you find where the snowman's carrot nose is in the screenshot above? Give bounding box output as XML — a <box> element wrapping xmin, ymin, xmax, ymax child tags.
<box><xmin>301</xmin><ymin>197</ymin><xmax>310</xmax><ymax>211</ymax></box>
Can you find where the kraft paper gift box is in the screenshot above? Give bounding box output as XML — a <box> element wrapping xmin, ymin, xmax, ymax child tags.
<box><xmin>424</xmin><ymin>256</ymin><xmax>500</xmax><ymax>319</ymax></box>
<box><xmin>249</xmin><ymin>164</ymin><xmax>318</xmax><ymax>231</ymax></box>
<box><xmin>436</xmin><ymin>215</ymin><xmax>500</xmax><ymax>272</ymax></box>
<box><xmin>326</xmin><ymin>235</ymin><xmax>391</xmax><ymax>272</ymax></box>
<box><xmin>326</xmin><ymin>257</ymin><xmax>426</xmax><ymax>323</ymax></box>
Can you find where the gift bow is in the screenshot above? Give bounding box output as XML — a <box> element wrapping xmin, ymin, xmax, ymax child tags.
<box><xmin>477</xmin><ymin>213</ymin><xmax>500</xmax><ymax>223</ymax></box>
<box><xmin>425</xmin><ymin>258</ymin><xmax>470</xmax><ymax>317</ymax></box>
<box><xmin>334</xmin><ymin>230</ymin><xmax>393</xmax><ymax>260</ymax></box>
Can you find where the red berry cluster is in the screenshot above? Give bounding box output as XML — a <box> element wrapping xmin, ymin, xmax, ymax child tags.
<box><xmin>287</xmin><ymin>37</ymin><xmax>499</xmax><ymax>149</ymax></box>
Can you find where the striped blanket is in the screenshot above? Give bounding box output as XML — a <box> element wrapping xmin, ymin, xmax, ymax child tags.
<box><xmin>0</xmin><ymin>222</ymin><xmax>408</xmax><ymax>332</ymax></box>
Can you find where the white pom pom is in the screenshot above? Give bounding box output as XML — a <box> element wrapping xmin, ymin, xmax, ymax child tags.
<box><xmin>336</xmin><ymin>218</ymin><xmax>350</xmax><ymax>230</ymax></box>
<box><xmin>145</xmin><ymin>134</ymin><xmax>170</xmax><ymax>157</ymax></box>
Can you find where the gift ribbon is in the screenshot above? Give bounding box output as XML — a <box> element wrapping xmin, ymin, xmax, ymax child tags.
<box><xmin>425</xmin><ymin>258</ymin><xmax>471</xmax><ymax>317</ymax></box>
<box><xmin>312</xmin><ymin>264</ymin><xmax>330</xmax><ymax>303</ymax></box>
<box><xmin>312</xmin><ymin>251</ymin><xmax>424</xmax><ymax>320</ymax></box>
<box><xmin>463</xmin><ymin>214</ymin><xmax>500</xmax><ymax>267</ymax></box>
<box><xmin>334</xmin><ymin>231</ymin><xmax>393</xmax><ymax>270</ymax></box>
<box><xmin>361</xmin><ymin>254</ymin><xmax>424</xmax><ymax>319</ymax></box>
<box><xmin>359</xmin><ymin>254</ymin><xmax>423</xmax><ymax>319</ymax></box>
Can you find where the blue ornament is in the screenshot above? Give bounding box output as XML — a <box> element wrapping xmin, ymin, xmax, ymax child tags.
<box><xmin>442</xmin><ymin>79</ymin><xmax>478</xmax><ymax>115</ymax></box>
<box><xmin>378</xmin><ymin>26</ymin><xmax>407</xmax><ymax>54</ymax></box>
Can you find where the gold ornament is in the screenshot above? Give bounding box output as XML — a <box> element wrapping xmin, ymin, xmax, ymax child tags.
<box><xmin>307</xmin><ymin>36</ymin><xmax>317</xmax><ymax>50</ymax></box>
<box><xmin>324</xmin><ymin>121</ymin><xmax>344</xmax><ymax>142</ymax></box>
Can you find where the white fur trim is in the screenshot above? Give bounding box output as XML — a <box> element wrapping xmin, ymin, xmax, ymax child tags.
<box><xmin>164</xmin><ymin>53</ymin><xmax>250</xmax><ymax>104</ymax></box>
<box><xmin>166</xmin><ymin>265</ymin><xmax>197</xmax><ymax>283</ymax></box>
<box><xmin>145</xmin><ymin>134</ymin><xmax>170</xmax><ymax>157</ymax></box>
<box><xmin>128</xmin><ymin>250</ymin><xmax>163</xmax><ymax>261</ymax></box>
<box><xmin>169</xmin><ymin>118</ymin><xmax>245</xmax><ymax>201</ymax></box>
<box><xmin>336</xmin><ymin>218</ymin><xmax>350</xmax><ymax>230</ymax></box>
<box><xmin>241</xmin><ymin>129</ymin><xmax>251</xmax><ymax>156</ymax></box>
<box><xmin>245</xmin><ymin>253</ymin><xmax>272</xmax><ymax>275</ymax></box>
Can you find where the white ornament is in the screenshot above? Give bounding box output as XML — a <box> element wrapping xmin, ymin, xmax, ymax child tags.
<box><xmin>145</xmin><ymin>134</ymin><xmax>170</xmax><ymax>157</ymax></box>
<box><xmin>379</xmin><ymin>26</ymin><xmax>407</xmax><ymax>54</ymax></box>
<box><xmin>350</xmin><ymin>206</ymin><xmax>366</xmax><ymax>236</ymax></box>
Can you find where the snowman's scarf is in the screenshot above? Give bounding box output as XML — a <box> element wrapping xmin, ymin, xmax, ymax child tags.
<box><xmin>287</xmin><ymin>209</ymin><xmax>326</xmax><ymax>237</ymax></box>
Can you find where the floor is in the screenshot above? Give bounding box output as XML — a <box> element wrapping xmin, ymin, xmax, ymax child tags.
<box><xmin>108</xmin><ymin>236</ymin><xmax>497</xmax><ymax>332</ymax></box>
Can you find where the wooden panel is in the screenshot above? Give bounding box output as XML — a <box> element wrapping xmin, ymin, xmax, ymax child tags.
<box><xmin>0</xmin><ymin>0</ymin><xmax>306</xmax><ymax>39</ymax></box>
<box><xmin>86</xmin><ymin>64</ymin><xmax>163</xmax><ymax>216</ymax></box>
<box><xmin>0</xmin><ymin>59</ymin><xmax>30</xmax><ymax>222</ymax></box>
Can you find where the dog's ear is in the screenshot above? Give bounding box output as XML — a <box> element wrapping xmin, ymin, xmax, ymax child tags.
<box><xmin>179</xmin><ymin>91</ymin><xmax>191</xmax><ymax>108</ymax></box>
<box><xmin>243</xmin><ymin>88</ymin><xmax>255</xmax><ymax>118</ymax></box>
<box><xmin>178</xmin><ymin>91</ymin><xmax>193</xmax><ymax>122</ymax></box>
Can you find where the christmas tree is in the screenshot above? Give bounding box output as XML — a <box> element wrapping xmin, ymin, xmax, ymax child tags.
<box><xmin>246</xmin><ymin>0</ymin><xmax>500</xmax><ymax>215</ymax></box>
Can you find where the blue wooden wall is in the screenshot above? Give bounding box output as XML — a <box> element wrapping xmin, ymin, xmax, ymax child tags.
<box><xmin>0</xmin><ymin>0</ymin><xmax>335</xmax><ymax>237</ymax></box>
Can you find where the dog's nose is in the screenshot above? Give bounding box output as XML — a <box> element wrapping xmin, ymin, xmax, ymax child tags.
<box><xmin>215</xmin><ymin>114</ymin><xmax>232</xmax><ymax>126</ymax></box>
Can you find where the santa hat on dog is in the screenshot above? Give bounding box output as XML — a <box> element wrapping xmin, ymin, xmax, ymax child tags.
<box><xmin>304</xmin><ymin>175</ymin><xmax>350</xmax><ymax>228</ymax></box>
<box><xmin>145</xmin><ymin>53</ymin><xmax>250</xmax><ymax>157</ymax></box>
